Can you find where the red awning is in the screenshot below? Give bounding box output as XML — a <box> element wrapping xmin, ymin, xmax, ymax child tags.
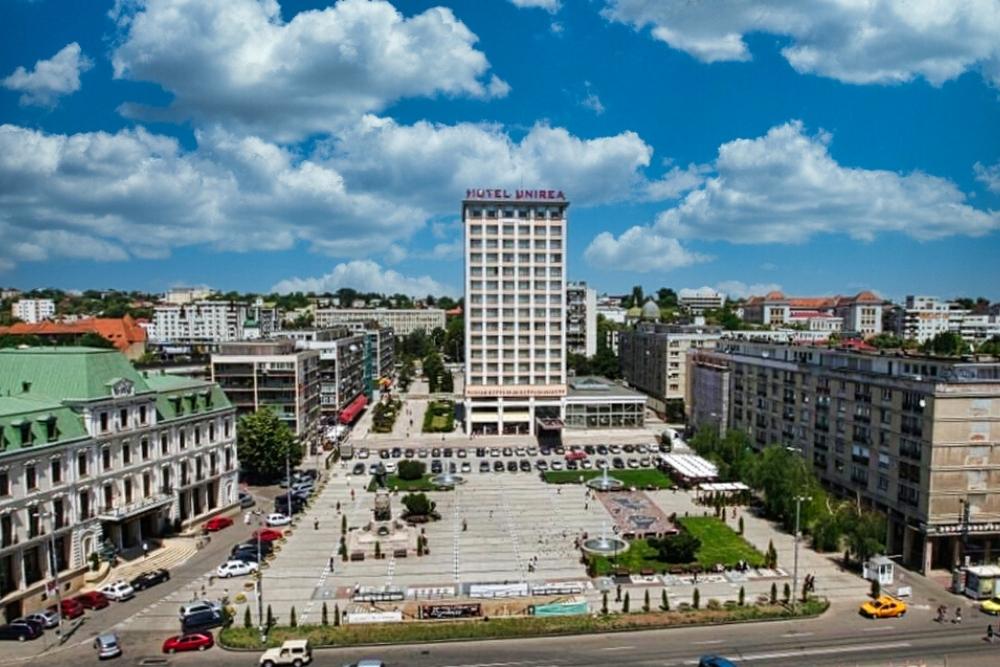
<box><xmin>339</xmin><ymin>394</ymin><xmax>368</xmax><ymax>424</ymax></box>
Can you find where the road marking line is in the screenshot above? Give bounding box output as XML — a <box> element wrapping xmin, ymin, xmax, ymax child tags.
<box><xmin>781</xmin><ymin>631</ymin><xmax>814</xmax><ymax>637</ymax></box>
<box><xmin>599</xmin><ymin>645</ymin><xmax>635</xmax><ymax>651</ymax></box>
<box><xmin>693</xmin><ymin>639</ymin><xmax>724</xmax><ymax>645</ymax></box>
<box><xmin>862</xmin><ymin>626</ymin><xmax>893</xmax><ymax>632</ymax></box>
<box><xmin>682</xmin><ymin>641</ymin><xmax>913</xmax><ymax>664</ymax></box>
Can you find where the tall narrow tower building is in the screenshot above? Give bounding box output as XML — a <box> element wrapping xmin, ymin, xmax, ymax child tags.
<box><xmin>463</xmin><ymin>188</ymin><xmax>568</xmax><ymax>437</ymax></box>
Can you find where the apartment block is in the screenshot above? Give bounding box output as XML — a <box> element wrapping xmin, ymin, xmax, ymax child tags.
<box><xmin>11</xmin><ymin>300</ymin><xmax>54</xmax><ymax>324</ymax></box>
<box><xmin>313</xmin><ymin>308</ymin><xmax>445</xmax><ymax>337</ymax></box>
<box><xmin>463</xmin><ymin>189</ymin><xmax>567</xmax><ymax>436</ymax></box>
<box><xmin>566</xmin><ymin>281</ymin><xmax>597</xmax><ymax>357</ymax></box>
<box><xmin>744</xmin><ymin>291</ymin><xmax>884</xmax><ymax>337</ymax></box>
<box><xmin>210</xmin><ymin>341</ymin><xmax>320</xmax><ymax>449</ymax></box>
<box><xmin>152</xmin><ymin>300</ymin><xmax>278</xmax><ymax>348</ymax></box>
<box><xmin>0</xmin><ymin>348</ymin><xmax>238</xmax><ymax>621</ymax></box>
<box><xmin>679</xmin><ymin>287</ymin><xmax>725</xmax><ymax>315</ymax></box>
<box><xmin>619</xmin><ymin>322</ymin><xmax>722</xmax><ymax>416</ymax></box>
<box><xmin>279</xmin><ymin>329</ymin><xmax>367</xmax><ymax>424</ymax></box>
<box><xmin>163</xmin><ymin>287</ymin><xmax>215</xmax><ymax>305</ymax></box>
<box><xmin>690</xmin><ymin>341</ymin><xmax>1000</xmax><ymax>572</ymax></box>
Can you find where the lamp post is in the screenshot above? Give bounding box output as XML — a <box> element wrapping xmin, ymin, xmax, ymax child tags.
<box><xmin>33</xmin><ymin>510</ymin><xmax>63</xmax><ymax>638</ymax></box>
<box><xmin>256</xmin><ymin>512</ymin><xmax>265</xmax><ymax>642</ymax></box>
<box><xmin>791</xmin><ymin>495</ymin><xmax>811</xmax><ymax>609</ymax></box>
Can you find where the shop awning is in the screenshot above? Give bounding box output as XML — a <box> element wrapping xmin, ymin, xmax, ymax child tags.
<box><xmin>339</xmin><ymin>394</ymin><xmax>368</xmax><ymax>424</ymax></box>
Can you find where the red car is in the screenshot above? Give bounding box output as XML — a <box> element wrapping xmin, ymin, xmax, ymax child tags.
<box><xmin>565</xmin><ymin>450</ymin><xmax>587</xmax><ymax>461</ymax></box>
<box><xmin>251</xmin><ymin>528</ymin><xmax>282</xmax><ymax>542</ymax></box>
<box><xmin>203</xmin><ymin>516</ymin><xmax>233</xmax><ymax>533</ymax></box>
<box><xmin>162</xmin><ymin>632</ymin><xmax>214</xmax><ymax>653</ymax></box>
<box><xmin>73</xmin><ymin>591</ymin><xmax>109</xmax><ymax>610</ymax></box>
<box><xmin>54</xmin><ymin>598</ymin><xmax>85</xmax><ymax>619</ymax></box>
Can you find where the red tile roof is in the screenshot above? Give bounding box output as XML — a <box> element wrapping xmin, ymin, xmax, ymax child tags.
<box><xmin>0</xmin><ymin>315</ymin><xmax>146</xmax><ymax>352</ymax></box>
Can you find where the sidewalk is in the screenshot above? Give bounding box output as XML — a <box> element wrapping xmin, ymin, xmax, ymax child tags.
<box><xmin>84</xmin><ymin>538</ymin><xmax>198</xmax><ymax>590</ymax></box>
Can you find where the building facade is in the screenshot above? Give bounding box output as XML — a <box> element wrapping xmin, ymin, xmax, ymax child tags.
<box><xmin>687</xmin><ymin>350</ymin><xmax>731</xmax><ymax>436</ymax></box>
<box><xmin>11</xmin><ymin>300</ymin><xmax>55</xmax><ymax>324</ymax></box>
<box><xmin>563</xmin><ymin>376</ymin><xmax>646</xmax><ymax>430</ymax></box>
<box><xmin>152</xmin><ymin>300</ymin><xmax>278</xmax><ymax>348</ymax></box>
<box><xmin>0</xmin><ymin>348</ymin><xmax>238</xmax><ymax>621</ymax></box>
<box><xmin>619</xmin><ymin>322</ymin><xmax>722</xmax><ymax>417</ymax></box>
<box><xmin>313</xmin><ymin>308</ymin><xmax>445</xmax><ymax>337</ymax></box>
<box><xmin>679</xmin><ymin>287</ymin><xmax>726</xmax><ymax>315</ymax></box>
<box><xmin>280</xmin><ymin>329</ymin><xmax>366</xmax><ymax>423</ymax></box>
<box><xmin>744</xmin><ymin>291</ymin><xmax>884</xmax><ymax>337</ymax></box>
<box><xmin>689</xmin><ymin>341</ymin><xmax>1000</xmax><ymax>572</ymax></box>
<box><xmin>210</xmin><ymin>341</ymin><xmax>321</xmax><ymax>449</ymax></box>
<box><xmin>566</xmin><ymin>281</ymin><xmax>597</xmax><ymax>357</ymax></box>
<box><xmin>899</xmin><ymin>296</ymin><xmax>972</xmax><ymax>344</ymax></box>
<box><xmin>163</xmin><ymin>287</ymin><xmax>215</xmax><ymax>305</ymax></box>
<box><xmin>834</xmin><ymin>291</ymin><xmax>884</xmax><ymax>337</ymax></box>
<box><xmin>463</xmin><ymin>189</ymin><xmax>567</xmax><ymax>436</ymax></box>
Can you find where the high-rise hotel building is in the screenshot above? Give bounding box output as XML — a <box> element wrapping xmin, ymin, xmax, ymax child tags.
<box><xmin>463</xmin><ymin>189</ymin><xmax>568</xmax><ymax>436</ymax></box>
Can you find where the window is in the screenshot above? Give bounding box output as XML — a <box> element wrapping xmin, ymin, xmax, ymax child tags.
<box><xmin>122</xmin><ymin>443</ymin><xmax>131</xmax><ymax>465</ymax></box>
<box><xmin>102</xmin><ymin>447</ymin><xmax>111</xmax><ymax>471</ymax></box>
<box><xmin>50</xmin><ymin>459</ymin><xmax>61</xmax><ymax>484</ymax></box>
<box><xmin>119</xmin><ymin>409</ymin><xmax>128</xmax><ymax>428</ymax></box>
<box><xmin>19</xmin><ymin>423</ymin><xmax>33</xmax><ymax>447</ymax></box>
<box><xmin>77</xmin><ymin>452</ymin><xmax>88</xmax><ymax>477</ymax></box>
<box><xmin>99</xmin><ymin>412</ymin><xmax>109</xmax><ymax>432</ymax></box>
<box><xmin>141</xmin><ymin>438</ymin><xmax>150</xmax><ymax>460</ymax></box>
<box><xmin>160</xmin><ymin>434</ymin><xmax>168</xmax><ymax>455</ymax></box>
<box><xmin>0</xmin><ymin>470</ymin><xmax>8</xmax><ymax>496</ymax></box>
<box><xmin>139</xmin><ymin>405</ymin><xmax>148</xmax><ymax>424</ymax></box>
<box><xmin>179</xmin><ymin>430</ymin><xmax>187</xmax><ymax>449</ymax></box>
<box><xmin>25</xmin><ymin>464</ymin><xmax>36</xmax><ymax>491</ymax></box>
<box><xmin>45</xmin><ymin>419</ymin><xmax>57</xmax><ymax>441</ymax></box>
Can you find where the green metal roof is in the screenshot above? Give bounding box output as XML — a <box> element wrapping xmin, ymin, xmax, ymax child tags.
<box><xmin>0</xmin><ymin>347</ymin><xmax>152</xmax><ymax>402</ymax></box>
<box><xmin>0</xmin><ymin>396</ymin><xmax>89</xmax><ymax>453</ymax></box>
<box><xmin>145</xmin><ymin>373</ymin><xmax>232</xmax><ymax>421</ymax></box>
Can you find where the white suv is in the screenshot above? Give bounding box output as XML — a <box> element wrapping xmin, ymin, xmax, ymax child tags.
<box><xmin>99</xmin><ymin>580</ymin><xmax>135</xmax><ymax>602</ymax></box>
<box><xmin>259</xmin><ymin>639</ymin><xmax>312</xmax><ymax>667</ymax></box>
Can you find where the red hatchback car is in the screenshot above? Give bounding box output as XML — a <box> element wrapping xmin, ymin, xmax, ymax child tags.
<box><xmin>251</xmin><ymin>528</ymin><xmax>283</xmax><ymax>543</ymax></box>
<box><xmin>162</xmin><ymin>632</ymin><xmax>214</xmax><ymax>653</ymax></box>
<box><xmin>55</xmin><ymin>598</ymin><xmax>85</xmax><ymax>619</ymax></box>
<box><xmin>203</xmin><ymin>516</ymin><xmax>233</xmax><ymax>533</ymax></box>
<box><xmin>74</xmin><ymin>591</ymin><xmax>110</xmax><ymax>610</ymax></box>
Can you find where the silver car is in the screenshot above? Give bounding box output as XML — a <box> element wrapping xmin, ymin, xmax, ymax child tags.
<box><xmin>94</xmin><ymin>633</ymin><xmax>122</xmax><ymax>659</ymax></box>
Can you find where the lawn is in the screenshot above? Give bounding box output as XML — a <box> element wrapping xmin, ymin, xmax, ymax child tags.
<box><xmin>588</xmin><ymin>517</ymin><xmax>764</xmax><ymax>575</ymax></box>
<box><xmin>542</xmin><ymin>468</ymin><xmax>673</xmax><ymax>489</ymax></box>
<box><xmin>366</xmin><ymin>474</ymin><xmax>446</xmax><ymax>492</ymax></box>
<box><xmin>422</xmin><ymin>400</ymin><xmax>455</xmax><ymax>433</ymax></box>
<box><xmin>678</xmin><ymin>517</ymin><xmax>765</xmax><ymax>568</ymax></box>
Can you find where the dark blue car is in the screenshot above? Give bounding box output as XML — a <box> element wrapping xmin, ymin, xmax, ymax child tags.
<box><xmin>699</xmin><ymin>657</ymin><xmax>739</xmax><ymax>667</ymax></box>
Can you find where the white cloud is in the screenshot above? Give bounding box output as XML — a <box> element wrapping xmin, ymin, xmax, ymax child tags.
<box><xmin>653</xmin><ymin>121</ymin><xmax>999</xmax><ymax>243</ymax></box>
<box><xmin>271</xmin><ymin>259</ymin><xmax>454</xmax><ymax>296</ymax></box>
<box><xmin>715</xmin><ymin>280</ymin><xmax>782</xmax><ymax>301</ymax></box>
<box><xmin>110</xmin><ymin>0</ymin><xmax>508</xmax><ymax>141</ymax></box>
<box><xmin>550</xmin><ymin>21</ymin><xmax>565</xmax><ymax>35</ymax></box>
<box><xmin>325</xmin><ymin>115</ymin><xmax>654</xmax><ymax>212</ymax></box>
<box><xmin>2</xmin><ymin>42</ymin><xmax>92</xmax><ymax>107</ymax></box>
<box><xmin>509</xmin><ymin>0</ymin><xmax>561</xmax><ymax>13</ymax></box>
<box><xmin>581</xmin><ymin>92</ymin><xmax>605</xmax><ymax>115</ymax></box>
<box><xmin>974</xmin><ymin>161</ymin><xmax>1000</xmax><ymax>193</ymax></box>
<box><xmin>0</xmin><ymin>123</ymin><xmax>425</xmax><ymax>270</ymax></box>
<box><xmin>641</xmin><ymin>163</ymin><xmax>708</xmax><ymax>201</ymax></box>
<box><xmin>603</xmin><ymin>0</ymin><xmax>1000</xmax><ymax>86</ymax></box>
<box><xmin>760</xmin><ymin>262</ymin><xmax>778</xmax><ymax>272</ymax></box>
<box><xmin>584</xmin><ymin>226</ymin><xmax>711</xmax><ymax>273</ymax></box>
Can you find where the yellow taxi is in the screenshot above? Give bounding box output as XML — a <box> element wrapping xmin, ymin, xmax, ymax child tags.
<box><xmin>981</xmin><ymin>596</ymin><xmax>1000</xmax><ymax>615</ymax></box>
<box><xmin>859</xmin><ymin>595</ymin><xmax>907</xmax><ymax>618</ymax></box>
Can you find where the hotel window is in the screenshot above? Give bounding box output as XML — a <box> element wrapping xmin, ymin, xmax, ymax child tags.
<box><xmin>550</xmin><ymin>253</ymin><xmax>562</xmax><ymax>263</ymax></box>
<box><xmin>179</xmin><ymin>430</ymin><xmax>187</xmax><ymax>449</ymax></box>
<box><xmin>486</xmin><ymin>253</ymin><xmax>498</xmax><ymax>262</ymax></box>
<box><xmin>102</xmin><ymin>447</ymin><xmax>111</xmax><ymax>471</ymax></box>
<box><xmin>470</xmin><ymin>224</ymin><xmax>482</xmax><ymax>233</ymax></box>
<box><xmin>486</xmin><ymin>225</ymin><xmax>498</xmax><ymax>234</ymax></box>
<box><xmin>50</xmin><ymin>459</ymin><xmax>61</xmax><ymax>484</ymax></box>
<box><xmin>534</xmin><ymin>208</ymin><xmax>548</xmax><ymax>219</ymax></box>
<box><xmin>518</xmin><ymin>225</ymin><xmax>530</xmax><ymax>234</ymax></box>
<box><xmin>517</xmin><ymin>209</ymin><xmax>528</xmax><ymax>219</ymax></box>
<box><xmin>470</xmin><ymin>253</ymin><xmax>482</xmax><ymax>262</ymax></box>
<box><xmin>99</xmin><ymin>412</ymin><xmax>109</xmax><ymax>432</ymax></box>
<box><xmin>502</xmin><ymin>224</ymin><xmax>514</xmax><ymax>233</ymax></box>
<box><xmin>224</xmin><ymin>419</ymin><xmax>231</xmax><ymax>438</ymax></box>
<box><xmin>160</xmin><ymin>434</ymin><xmax>169</xmax><ymax>455</ymax></box>
<box><xmin>77</xmin><ymin>452</ymin><xmax>88</xmax><ymax>477</ymax></box>
<box><xmin>485</xmin><ymin>208</ymin><xmax>497</xmax><ymax>218</ymax></box>
<box><xmin>123</xmin><ymin>443</ymin><xmax>132</xmax><ymax>465</ymax></box>
<box><xmin>518</xmin><ymin>239</ymin><xmax>530</xmax><ymax>249</ymax></box>
<box><xmin>549</xmin><ymin>225</ymin><xmax>562</xmax><ymax>237</ymax></box>
<box><xmin>139</xmin><ymin>405</ymin><xmax>148</xmax><ymax>424</ymax></box>
<box><xmin>25</xmin><ymin>464</ymin><xmax>36</xmax><ymax>491</ymax></box>
<box><xmin>534</xmin><ymin>239</ymin><xmax>547</xmax><ymax>249</ymax></box>
<box><xmin>550</xmin><ymin>240</ymin><xmax>562</xmax><ymax>249</ymax></box>
<box><xmin>0</xmin><ymin>471</ymin><xmax>7</xmax><ymax>497</ymax></box>
<box><xmin>119</xmin><ymin>408</ymin><xmax>128</xmax><ymax>428</ymax></box>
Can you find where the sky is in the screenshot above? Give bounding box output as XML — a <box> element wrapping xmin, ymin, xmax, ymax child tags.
<box><xmin>1</xmin><ymin>0</ymin><xmax>998</xmax><ymax>302</ymax></box>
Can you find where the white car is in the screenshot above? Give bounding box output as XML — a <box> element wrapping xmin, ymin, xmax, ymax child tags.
<box><xmin>217</xmin><ymin>560</ymin><xmax>259</xmax><ymax>578</ymax></box>
<box><xmin>179</xmin><ymin>600</ymin><xmax>222</xmax><ymax>620</ymax></box>
<box><xmin>581</xmin><ymin>460</ymin><xmax>594</xmax><ymax>470</ymax></box>
<box><xmin>550</xmin><ymin>461</ymin><xmax>564</xmax><ymax>471</ymax></box>
<box><xmin>99</xmin><ymin>580</ymin><xmax>136</xmax><ymax>602</ymax></box>
<box><xmin>357</xmin><ymin>448</ymin><xmax>370</xmax><ymax>459</ymax></box>
<box><xmin>383</xmin><ymin>462</ymin><xmax>397</xmax><ymax>474</ymax></box>
<box><xmin>266</xmin><ymin>513</ymin><xmax>291</xmax><ymax>527</ymax></box>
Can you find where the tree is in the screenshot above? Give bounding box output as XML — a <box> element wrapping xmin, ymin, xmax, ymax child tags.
<box><xmin>244</xmin><ymin>606</ymin><xmax>252</xmax><ymax>628</ymax></box>
<box><xmin>567</xmin><ymin>353</ymin><xmax>593</xmax><ymax>377</ymax></box>
<box><xmin>622</xmin><ymin>591</ymin><xmax>630</xmax><ymax>613</ymax></box>
<box><xmin>738</xmin><ymin>516</ymin><xmax>744</xmax><ymax>535</ymax></box>
<box><xmin>443</xmin><ymin>316</ymin><xmax>464</xmax><ymax>362</ymax></box>
<box><xmin>871</xmin><ymin>333</ymin><xmax>906</xmax><ymax>349</ymax></box>
<box><xmin>399</xmin><ymin>358</ymin><xmax>415</xmax><ymax>392</ymax></box>
<box><xmin>656</xmin><ymin>287</ymin><xmax>678</xmax><ymax>309</ymax></box>
<box><xmin>649</xmin><ymin>532</ymin><xmax>701</xmax><ymax>564</ymax></box>
<box><xmin>738</xmin><ymin>586</ymin><xmax>745</xmax><ymax>606</ymax></box>
<box><xmin>660</xmin><ymin>589</ymin><xmax>669</xmax><ymax>611</ymax></box>
<box><xmin>401</xmin><ymin>492</ymin><xmax>436</xmax><ymax>518</ymax></box>
<box><xmin>692</xmin><ymin>587</ymin><xmax>700</xmax><ymax>609</ymax></box>
<box><xmin>397</xmin><ymin>460</ymin><xmax>426</xmax><ymax>481</ymax></box>
<box><xmin>978</xmin><ymin>336</ymin><xmax>1000</xmax><ymax>355</ymax></box>
<box><xmin>643</xmin><ymin>589</ymin><xmax>651</xmax><ymax>612</ymax></box>
<box><xmin>782</xmin><ymin>583</ymin><xmax>791</xmax><ymax>604</ymax></box>
<box><xmin>628</xmin><ymin>285</ymin><xmax>644</xmax><ymax>309</ymax></box>
<box><xmin>423</xmin><ymin>351</ymin><xmax>445</xmax><ymax>393</ymax></box>
<box><xmin>601</xmin><ymin>591</ymin><xmax>609</xmax><ymax>615</ymax></box>
<box><xmin>334</xmin><ymin>603</ymin><xmax>341</xmax><ymax>626</ymax></box>
<box><xmin>266</xmin><ymin>604</ymin><xmax>274</xmax><ymax>628</ymax></box>
<box><xmin>440</xmin><ymin>369</ymin><xmax>454</xmax><ymax>393</ymax></box>
<box><xmin>921</xmin><ymin>331</ymin><xmax>969</xmax><ymax>356</ymax></box>
<box><xmin>322</xmin><ymin>602</ymin><xmax>329</xmax><ymax>625</ymax></box>
<box><xmin>341</xmin><ymin>513</ymin><xmax>347</xmax><ymax>534</ymax></box>
<box><xmin>236</xmin><ymin>408</ymin><xmax>304</xmax><ymax>481</ymax></box>
<box><xmin>844</xmin><ymin>508</ymin><xmax>886</xmax><ymax>564</ymax></box>
<box><xmin>769</xmin><ymin>582</ymin><xmax>777</xmax><ymax>604</ymax></box>
<box><xmin>290</xmin><ymin>606</ymin><xmax>297</xmax><ymax>627</ymax></box>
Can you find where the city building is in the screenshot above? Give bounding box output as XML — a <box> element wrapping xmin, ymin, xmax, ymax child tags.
<box><xmin>361</xmin><ymin>326</ymin><xmax>395</xmax><ymax>395</ymax></box>
<box><xmin>11</xmin><ymin>299</ymin><xmax>55</xmax><ymax>324</ymax></box>
<box><xmin>619</xmin><ymin>322</ymin><xmax>723</xmax><ymax>417</ymax></box>
<box><xmin>151</xmin><ymin>300</ymin><xmax>278</xmax><ymax>349</ymax></box>
<box><xmin>596</xmin><ymin>303</ymin><xmax>627</xmax><ymax>325</ymax></box>
<box><xmin>0</xmin><ymin>316</ymin><xmax>148</xmax><ymax>360</ymax></box>
<box><xmin>959</xmin><ymin>315</ymin><xmax>1000</xmax><ymax>346</ymax></box>
<box><xmin>787</xmin><ymin>311</ymin><xmax>844</xmax><ymax>333</ymax></box>
<box><xmin>210</xmin><ymin>341</ymin><xmax>320</xmax><ymax>450</ymax></box>
<box><xmin>899</xmin><ymin>296</ymin><xmax>971</xmax><ymax>344</ymax></box>
<box><xmin>743</xmin><ymin>291</ymin><xmax>885</xmax><ymax>338</ymax></box>
<box><xmin>563</xmin><ymin>376</ymin><xmax>646</xmax><ymax>429</ymax></box>
<box><xmin>463</xmin><ymin>188</ymin><xmax>568</xmax><ymax>436</ymax></box>
<box><xmin>689</xmin><ymin>340</ymin><xmax>1000</xmax><ymax>573</ymax></box>
<box><xmin>313</xmin><ymin>308</ymin><xmax>445</xmax><ymax>337</ymax></box>
<box><xmin>566</xmin><ymin>281</ymin><xmax>597</xmax><ymax>357</ymax></box>
<box><xmin>0</xmin><ymin>347</ymin><xmax>238</xmax><ymax>620</ymax></box>
<box><xmin>0</xmin><ymin>289</ymin><xmax>21</xmax><ymax>300</ymax></box>
<box><xmin>280</xmin><ymin>329</ymin><xmax>367</xmax><ymax>424</ymax></box>
<box><xmin>687</xmin><ymin>350</ymin><xmax>732</xmax><ymax>436</ymax></box>
<box><xmin>679</xmin><ymin>287</ymin><xmax>726</xmax><ymax>315</ymax></box>
<box><xmin>834</xmin><ymin>291</ymin><xmax>884</xmax><ymax>337</ymax></box>
<box><xmin>163</xmin><ymin>287</ymin><xmax>215</xmax><ymax>305</ymax></box>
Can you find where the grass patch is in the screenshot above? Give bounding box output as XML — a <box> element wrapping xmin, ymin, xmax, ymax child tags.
<box><xmin>542</xmin><ymin>469</ymin><xmax>673</xmax><ymax>489</ymax></box>
<box><xmin>371</xmin><ymin>399</ymin><xmax>402</xmax><ymax>434</ymax></box>
<box><xmin>678</xmin><ymin>517</ymin><xmax>765</xmax><ymax>568</ymax></box>
<box><xmin>366</xmin><ymin>474</ymin><xmax>447</xmax><ymax>492</ymax></box>
<box><xmin>219</xmin><ymin>598</ymin><xmax>828</xmax><ymax>649</ymax></box>
<box><xmin>588</xmin><ymin>517</ymin><xmax>764</xmax><ymax>575</ymax></box>
<box><xmin>422</xmin><ymin>400</ymin><xmax>455</xmax><ymax>433</ymax></box>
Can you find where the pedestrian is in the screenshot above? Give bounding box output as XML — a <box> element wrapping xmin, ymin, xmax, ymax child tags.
<box><xmin>142</xmin><ymin>541</ymin><xmax>149</xmax><ymax>558</ymax></box>
<box><xmin>314</xmin><ymin>518</ymin><xmax>320</xmax><ymax>530</ymax></box>
<box><xmin>244</xmin><ymin>512</ymin><xmax>251</xmax><ymax>526</ymax></box>
<box><xmin>329</xmin><ymin>556</ymin><xmax>335</xmax><ymax>571</ymax></box>
<box><xmin>987</xmin><ymin>623</ymin><xmax>995</xmax><ymax>643</ymax></box>
<box><xmin>954</xmin><ymin>607</ymin><xmax>963</xmax><ymax>624</ymax></box>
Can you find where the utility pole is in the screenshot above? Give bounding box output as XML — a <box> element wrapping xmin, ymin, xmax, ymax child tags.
<box><xmin>256</xmin><ymin>512</ymin><xmax>265</xmax><ymax>642</ymax></box>
<box><xmin>35</xmin><ymin>510</ymin><xmax>63</xmax><ymax>639</ymax></box>
<box><xmin>792</xmin><ymin>495</ymin><xmax>811</xmax><ymax>609</ymax></box>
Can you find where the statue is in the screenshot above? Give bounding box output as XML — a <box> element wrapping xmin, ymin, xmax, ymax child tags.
<box><xmin>374</xmin><ymin>489</ymin><xmax>391</xmax><ymax>522</ymax></box>
<box><xmin>373</xmin><ymin>462</ymin><xmax>388</xmax><ymax>489</ymax></box>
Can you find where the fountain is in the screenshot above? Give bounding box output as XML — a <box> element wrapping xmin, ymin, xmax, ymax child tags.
<box><xmin>586</xmin><ymin>464</ymin><xmax>624</xmax><ymax>492</ymax></box>
<box><xmin>581</xmin><ymin>519</ymin><xmax>629</xmax><ymax>556</ymax></box>
<box><xmin>430</xmin><ymin>469</ymin><xmax>465</xmax><ymax>489</ymax></box>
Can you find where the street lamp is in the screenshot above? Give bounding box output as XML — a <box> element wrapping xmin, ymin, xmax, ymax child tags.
<box><xmin>32</xmin><ymin>509</ymin><xmax>63</xmax><ymax>638</ymax></box>
<box><xmin>791</xmin><ymin>495</ymin><xmax>812</xmax><ymax>609</ymax></box>
<box><xmin>256</xmin><ymin>512</ymin><xmax>266</xmax><ymax>642</ymax></box>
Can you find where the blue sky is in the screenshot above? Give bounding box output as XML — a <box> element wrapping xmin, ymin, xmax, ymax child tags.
<box><xmin>1</xmin><ymin>0</ymin><xmax>998</xmax><ymax>301</ymax></box>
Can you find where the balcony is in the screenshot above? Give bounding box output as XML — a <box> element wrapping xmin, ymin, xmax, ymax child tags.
<box><xmin>98</xmin><ymin>492</ymin><xmax>174</xmax><ymax>522</ymax></box>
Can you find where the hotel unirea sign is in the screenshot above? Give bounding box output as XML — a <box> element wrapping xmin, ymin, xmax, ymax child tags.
<box><xmin>466</xmin><ymin>188</ymin><xmax>566</xmax><ymax>201</ymax></box>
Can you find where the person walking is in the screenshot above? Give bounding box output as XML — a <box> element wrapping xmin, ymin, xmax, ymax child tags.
<box><xmin>142</xmin><ymin>541</ymin><xmax>149</xmax><ymax>559</ymax></box>
<box><xmin>954</xmin><ymin>606</ymin><xmax>963</xmax><ymax>624</ymax></box>
<box><xmin>987</xmin><ymin>623</ymin><xmax>995</xmax><ymax>643</ymax></box>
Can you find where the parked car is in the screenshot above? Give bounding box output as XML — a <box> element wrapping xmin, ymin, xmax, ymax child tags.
<box><xmin>627</xmin><ymin>458</ymin><xmax>640</xmax><ymax>469</ymax></box>
<box><xmin>238</xmin><ymin>490</ymin><xmax>256</xmax><ymax>508</ymax></box>
<box><xmin>217</xmin><ymin>560</ymin><xmax>259</xmax><ymax>578</ymax></box>
<box><xmin>443</xmin><ymin>448</ymin><xmax>453</xmax><ymax>458</ymax></box>
<box><xmin>456</xmin><ymin>449</ymin><xmax>467</xmax><ymax>458</ymax></box>
<box><xmin>357</xmin><ymin>448</ymin><xmax>370</xmax><ymax>459</ymax></box>
<box><xmin>290</xmin><ymin>481</ymin><xmax>314</xmax><ymax>496</ymax></box>
<box><xmin>181</xmin><ymin>610</ymin><xmax>223</xmax><ymax>633</ymax></box>
<box><xmin>417</xmin><ymin>448</ymin><xmax>429</xmax><ymax>458</ymax></box>
<box><xmin>232</xmin><ymin>548</ymin><xmax>262</xmax><ymax>564</ymax></box>
<box><xmin>536</xmin><ymin>459</ymin><xmax>549</xmax><ymax>471</ymax></box>
<box><xmin>266</xmin><ymin>513</ymin><xmax>291</xmax><ymax>527</ymax></box>
<box><xmin>25</xmin><ymin>609</ymin><xmax>59</xmax><ymax>629</ymax></box>
<box><xmin>379</xmin><ymin>449</ymin><xmax>390</xmax><ymax>460</ymax></box>
<box><xmin>390</xmin><ymin>447</ymin><xmax>402</xmax><ymax>458</ymax></box>
<box><xmin>581</xmin><ymin>459</ymin><xmax>593</xmax><ymax>470</ymax></box>
<box><xmin>566</xmin><ymin>460</ymin><xmax>579</xmax><ymax>470</ymax></box>
<box><xmin>430</xmin><ymin>460</ymin><xmax>443</xmax><ymax>474</ymax></box>
<box><xmin>490</xmin><ymin>448</ymin><xmax>501</xmax><ymax>457</ymax></box>
<box><xmin>251</xmin><ymin>528</ymin><xmax>283</xmax><ymax>542</ymax></box>
<box><xmin>550</xmin><ymin>461</ymin><xmax>564</xmax><ymax>471</ymax></box>
<box><xmin>584</xmin><ymin>445</ymin><xmax>596</xmax><ymax>455</ymax></box>
<box><xmin>74</xmin><ymin>591</ymin><xmax>110</xmax><ymax>610</ymax></box>
<box><xmin>506</xmin><ymin>460</ymin><xmax>518</xmax><ymax>472</ymax></box>
<box><xmin>698</xmin><ymin>657</ymin><xmax>739</xmax><ymax>667</ymax></box>
<box><xmin>404</xmin><ymin>449</ymin><xmax>415</xmax><ymax>458</ymax></box>
<box><xmin>203</xmin><ymin>516</ymin><xmax>233</xmax><ymax>532</ymax></box>
<box><xmin>623</xmin><ymin>444</ymin><xmax>635</xmax><ymax>453</ymax></box>
<box><xmin>130</xmin><ymin>568</ymin><xmax>170</xmax><ymax>591</ymax></box>
<box><xmin>431</xmin><ymin>448</ymin><xmax>441</xmax><ymax>457</ymax></box>
<box><xmin>493</xmin><ymin>460</ymin><xmax>505</xmax><ymax>472</ymax></box>
<box><xmin>859</xmin><ymin>595</ymin><xmax>907</xmax><ymax>618</ymax></box>
<box><xmin>502</xmin><ymin>447</ymin><xmax>513</xmax><ymax>457</ymax></box>
<box><xmin>383</xmin><ymin>462</ymin><xmax>397</xmax><ymax>474</ymax></box>
<box><xmin>233</xmin><ymin>540</ymin><xmax>273</xmax><ymax>557</ymax></box>
<box><xmin>612</xmin><ymin>457</ymin><xmax>625</xmax><ymax>469</ymax></box>
<box><xmin>179</xmin><ymin>601</ymin><xmax>222</xmax><ymax>620</ymax></box>
<box><xmin>274</xmin><ymin>496</ymin><xmax>305</xmax><ymax>515</ymax></box>
<box><xmin>479</xmin><ymin>461</ymin><xmax>490</xmax><ymax>473</ymax></box>
<box><xmin>162</xmin><ymin>632</ymin><xmax>215</xmax><ymax>653</ymax></box>
<box><xmin>0</xmin><ymin>621</ymin><xmax>42</xmax><ymax>641</ymax></box>
<box><xmin>475</xmin><ymin>447</ymin><xmax>486</xmax><ymax>457</ymax></box>
<box><xmin>460</xmin><ymin>462</ymin><xmax>472</xmax><ymax>473</ymax></box>
<box><xmin>99</xmin><ymin>580</ymin><xmax>136</xmax><ymax>602</ymax></box>
<box><xmin>352</xmin><ymin>463</ymin><xmax>366</xmax><ymax>475</ymax></box>
<box><xmin>94</xmin><ymin>633</ymin><xmax>122</xmax><ymax>659</ymax></box>
<box><xmin>57</xmin><ymin>598</ymin><xmax>85</xmax><ymax>619</ymax></box>
<box><xmin>258</xmin><ymin>639</ymin><xmax>312</xmax><ymax>667</ymax></box>
<box><xmin>13</xmin><ymin>618</ymin><xmax>44</xmax><ymax>635</ymax></box>
<box><xmin>519</xmin><ymin>459</ymin><xmax>531</xmax><ymax>472</ymax></box>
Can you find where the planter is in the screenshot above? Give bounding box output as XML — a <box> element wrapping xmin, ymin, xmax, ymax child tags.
<box><xmin>243</xmin><ymin>583</ymin><xmax>255</xmax><ymax>591</ymax></box>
